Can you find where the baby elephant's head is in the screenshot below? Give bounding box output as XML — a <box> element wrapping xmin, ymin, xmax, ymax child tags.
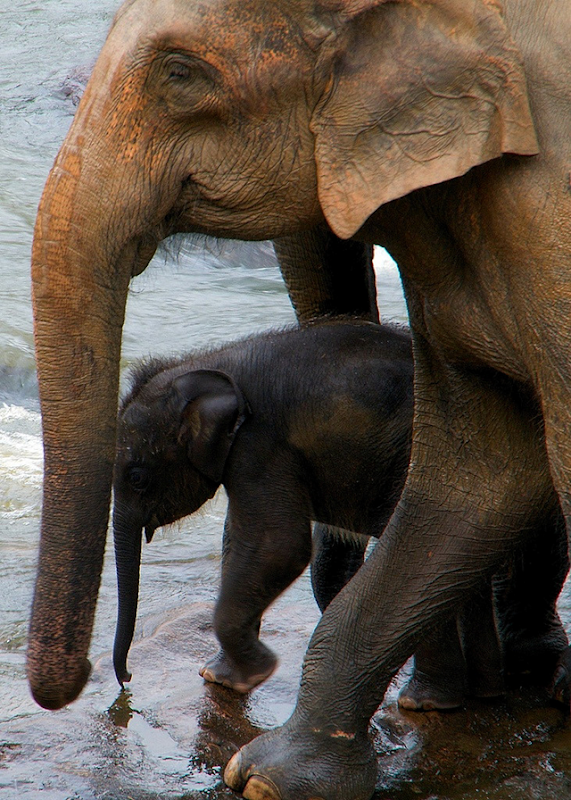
<box><xmin>112</xmin><ymin>366</ymin><xmax>248</xmax><ymax>685</ymax></box>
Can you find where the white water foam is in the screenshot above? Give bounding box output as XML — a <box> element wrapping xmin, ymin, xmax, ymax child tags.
<box><xmin>0</xmin><ymin>404</ymin><xmax>43</xmax><ymax>521</ymax></box>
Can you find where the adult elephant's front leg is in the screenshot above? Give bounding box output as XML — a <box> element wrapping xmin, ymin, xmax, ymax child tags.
<box><xmin>224</xmin><ymin>341</ymin><xmax>556</xmax><ymax>800</ymax></box>
<box><xmin>276</xmin><ymin>228</ymin><xmax>379</xmax><ymax>626</ymax></box>
<box><xmin>274</xmin><ymin>228</ymin><xmax>378</xmax><ymax>323</ymax></box>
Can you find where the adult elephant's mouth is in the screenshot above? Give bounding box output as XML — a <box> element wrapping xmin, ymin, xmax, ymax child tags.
<box><xmin>126</xmin><ymin>229</ymin><xmax>167</xmax><ymax>277</ymax></box>
<box><xmin>145</xmin><ymin>518</ymin><xmax>159</xmax><ymax>542</ymax></box>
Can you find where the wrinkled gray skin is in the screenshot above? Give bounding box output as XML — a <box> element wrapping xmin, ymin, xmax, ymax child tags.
<box><xmin>29</xmin><ymin>0</ymin><xmax>571</xmax><ymax>797</ymax></box>
<box><xmin>113</xmin><ymin>320</ymin><xmax>568</xmax><ymax>708</ymax></box>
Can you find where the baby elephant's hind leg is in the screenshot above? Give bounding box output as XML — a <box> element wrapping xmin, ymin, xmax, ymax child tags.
<box><xmin>311</xmin><ymin>523</ymin><xmax>369</xmax><ymax>612</ymax></box>
<box><xmin>399</xmin><ymin>580</ymin><xmax>505</xmax><ymax>711</ymax></box>
<box><xmin>460</xmin><ymin>582</ymin><xmax>505</xmax><ymax>699</ymax></box>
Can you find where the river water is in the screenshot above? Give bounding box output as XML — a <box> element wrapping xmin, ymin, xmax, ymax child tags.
<box><xmin>1</xmin><ymin>3</ymin><xmax>571</xmax><ymax>799</ymax></box>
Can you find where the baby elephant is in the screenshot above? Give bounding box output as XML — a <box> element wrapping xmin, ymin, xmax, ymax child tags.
<box><xmin>113</xmin><ymin>319</ymin><xmax>567</xmax><ymax>705</ymax></box>
<box><xmin>113</xmin><ymin>319</ymin><xmax>412</xmax><ymax>693</ymax></box>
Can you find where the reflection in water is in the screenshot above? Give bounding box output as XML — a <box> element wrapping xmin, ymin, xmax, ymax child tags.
<box><xmin>372</xmin><ymin>686</ymin><xmax>570</xmax><ymax>800</ymax></box>
<box><xmin>106</xmin><ymin>682</ymin><xmax>263</xmax><ymax>791</ymax></box>
<box><xmin>192</xmin><ymin>683</ymin><xmax>263</xmax><ymax>773</ymax></box>
<box><xmin>107</xmin><ymin>689</ymin><xmax>135</xmax><ymax>729</ymax></box>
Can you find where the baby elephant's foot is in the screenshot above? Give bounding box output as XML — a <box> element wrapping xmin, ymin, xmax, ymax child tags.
<box><xmin>398</xmin><ymin>670</ymin><xmax>465</xmax><ymax>711</ymax></box>
<box><xmin>224</xmin><ymin>718</ymin><xmax>377</xmax><ymax>800</ymax></box>
<box><xmin>200</xmin><ymin>646</ymin><xmax>277</xmax><ymax>693</ymax></box>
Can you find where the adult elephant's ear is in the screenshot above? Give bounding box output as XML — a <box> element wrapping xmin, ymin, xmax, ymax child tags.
<box><xmin>310</xmin><ymin>0</ymin><xmax>539</xmax><ymax>239</ymax></box>
<box><xmin>173</xmin><ymin>370</ymin><xmax>249</xmax><ymax>483</ymax></box>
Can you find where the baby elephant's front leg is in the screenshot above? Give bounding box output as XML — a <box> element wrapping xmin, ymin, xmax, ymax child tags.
<box><xmin>200</xmin><ymin>616</ymin><xmax>277</xmax><ymax>693</ymax></box>
<box><xmin>200</xmin><ymin>505</ymin><xmax>312</xmax><ymax>692</ymax></box>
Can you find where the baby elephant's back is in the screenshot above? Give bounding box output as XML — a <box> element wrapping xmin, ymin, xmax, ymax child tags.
<box><xmin>277</xmin><ymin>320</ymin><xmax>414</xmax><ymax>430</ymax></box>
<box><xmin>265</xmin><ymin>321</ymin><xmax>414</xmax><ymax>532</ymax></box>
<box><xmin>316</xmin><ymin>321</ymin><xmax>412</xmax><ymax>414</ymax></box>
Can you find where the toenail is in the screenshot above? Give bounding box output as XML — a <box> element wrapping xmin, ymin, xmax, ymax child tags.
<box><xmin>223</xmin><ymin>751</ymin><xmax>244</xmax><ymax>790</ymax></box>
<box><xmin>243</xmin><ymin>774</ymin><xmax>282</xmax><ymax>800</ymax></box>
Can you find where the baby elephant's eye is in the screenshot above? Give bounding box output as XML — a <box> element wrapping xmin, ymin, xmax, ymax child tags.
<box><xmin>127</xmin><ymin>466</ymin><xmax>151</xmax><ymax>493</ymax></box>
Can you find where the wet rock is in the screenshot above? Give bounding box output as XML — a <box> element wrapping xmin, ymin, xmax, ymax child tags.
<box><xmin>59</xmin><ymin>64</ymin><xmax>92</xmax><ymax>106</ymax></box>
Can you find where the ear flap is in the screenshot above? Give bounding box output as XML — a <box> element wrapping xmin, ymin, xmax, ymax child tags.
<box><xmin>173</xmin><ymin>370</ymin><xmax>249</xmax><ymax>484</ymax></box>
<box><xmin>310</xmin><ymin>0</ymin><xmax>539</xmax><ymax>239</ymax></box>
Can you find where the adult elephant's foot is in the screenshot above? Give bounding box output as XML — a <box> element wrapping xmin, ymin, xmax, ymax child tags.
<box><xmin>398</xmin><ymin>618</ymin><xmax>468</xmax><ymax>711</ymax></box>
<box><xmin>224</xmin><ymin>720</ymin><xmax>377</xmax><ymax>800</ymax></box>
<box><xmin>397</xmin><ymin>668</ymin><xmax>465</xmax><ymax>711</ymax></box>
<box><xmin>551</xmin><ymin>645</ymin><xmax>571</xmax><ymax>711</ymax></box>
<box><xmin>503</xmin><ymin>621</ymin><xmax>568</xmax><ymax>685</ymax></box>
<box><xmin>200</xmin><ymin>646</ymin><xmax>277</xmax><ymax>693</ymax></box>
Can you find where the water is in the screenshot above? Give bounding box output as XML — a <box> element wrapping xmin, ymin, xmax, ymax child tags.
<box><xmin>1</xmin><ymin>3</ymin><xmax>570</xmax><ymax>799</ymax></box>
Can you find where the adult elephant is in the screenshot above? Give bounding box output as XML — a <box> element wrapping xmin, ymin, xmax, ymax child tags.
<box><xmin>28</xmin><ymin>0</ymin><xmax>571</xmax><ymax>798</ymax></box>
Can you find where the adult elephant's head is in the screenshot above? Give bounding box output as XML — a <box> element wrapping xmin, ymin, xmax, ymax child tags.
<box><xmin>28</xmin><ymin>0</ymin><xmax>537</xmax><ymax>709</ymax></box>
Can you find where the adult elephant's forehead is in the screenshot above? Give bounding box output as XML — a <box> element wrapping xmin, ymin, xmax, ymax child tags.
<box><xmin>111</xmin><ymin>0</ymin><xmax>315</xmax><ymax>62</ymax></box>
<box><xmin>103</xmin><ymin>0</ymin><xmax>322</xmax><ymax>110</ymax></box>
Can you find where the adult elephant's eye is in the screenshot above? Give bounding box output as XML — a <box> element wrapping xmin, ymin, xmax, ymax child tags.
<box><xmin>154</xmin><ymin>51</ymin><xmax>222</xmax><ymax>118</ymax></box>
<box><xmin>163</xmin><ymin>54</ymin><xmax>210</xmax><ymax>89</ymax></box>
<box><xmin>169</xmin><ymin>60</ymin><xmax>194</xmax><ymax>82</ymax></box>
<box><xmin>127</xmin><ymin>466</ymin><xmax>151</xmax><ymax>493</ymax></box>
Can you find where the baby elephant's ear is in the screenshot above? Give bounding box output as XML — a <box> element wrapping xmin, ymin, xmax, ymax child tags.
<box><xmin>173</xmin><ymin>370</ymin><xmax>249</xmax><ymax>484</ymax></box>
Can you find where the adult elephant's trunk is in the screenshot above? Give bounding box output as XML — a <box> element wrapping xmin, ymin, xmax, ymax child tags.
<box><xmin>28</xmin><ymin>148</ymin><xmax>132</xmax><ymax>708</ymax></box>
<box><xmin>27</xmin><ymin>54</ymin><xmax>160</xmax><ymax>708</ymax></box>
<box><xmin>112</xmin><ymin>506</ymin><xmax>144</xmax><ymax>686</ymax></box>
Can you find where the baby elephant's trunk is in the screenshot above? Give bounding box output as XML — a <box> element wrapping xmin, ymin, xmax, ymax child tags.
<box><xmin>113</xmin><ymin>503</ymin><xmax>144</xmax><ymax>685</ymax></box>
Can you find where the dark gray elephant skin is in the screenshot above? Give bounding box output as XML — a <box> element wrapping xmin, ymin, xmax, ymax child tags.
<box><xmin>113</xmin><ymin>320</ymin><xmax>568</xmax><ymax>706</ymax></box>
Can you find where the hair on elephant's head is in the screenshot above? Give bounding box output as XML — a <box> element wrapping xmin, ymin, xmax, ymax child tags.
<box><xmin>112</xmin><ymin>363</ymin><xmax>249</xmax><ymax>685</ymax></box>
<box><xmin>29</xmin><ymin>0</ymin><xmax>538</xmax><ymax>709</ymax></box>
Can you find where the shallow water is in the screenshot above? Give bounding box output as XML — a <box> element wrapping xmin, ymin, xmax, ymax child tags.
<box><xmin>1</xmin><ymin>2</ymin><xmax>570</xmax><ymax>799</ymax></box>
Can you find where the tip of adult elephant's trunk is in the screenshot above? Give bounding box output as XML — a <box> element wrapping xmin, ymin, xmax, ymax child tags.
<box><xmin>27</xmin><ymin>656</ymin><xmax>92</xmax><ymax>710</ymax></box>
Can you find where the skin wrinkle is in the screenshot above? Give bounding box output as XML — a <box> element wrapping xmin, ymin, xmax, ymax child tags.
<box><xmin>401</xmin><ymin>235</ymin><xmax>527</xmax><ymax>379</ymax></box>
<box><xmin>218</xmin><ymin>109</ymin><xmax>305</xmax><ymax>199</ymax></box>
<box><xmin>173</xmin><ymin>106</ymin><xmax>318</xmax><ymax>231</ymax></box>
